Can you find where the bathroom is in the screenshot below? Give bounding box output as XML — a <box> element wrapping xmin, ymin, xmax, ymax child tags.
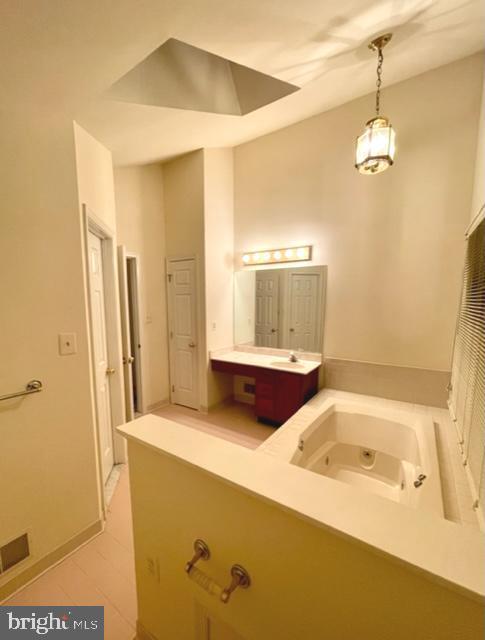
<box><xmin>1</xmin><ymin>3</ymin><xmax>484</xmax><ymax>639</ymax></box>
<box><xmin>116</xmin><ymin>52</ymin><xmax>484</xmax><ymax>639</ymax></box>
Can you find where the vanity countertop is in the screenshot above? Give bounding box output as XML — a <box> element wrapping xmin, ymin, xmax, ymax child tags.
<box><xmin>210</xmin><ymin>349</ymin><xmax>321</xmax><ymax>375</ymax></box>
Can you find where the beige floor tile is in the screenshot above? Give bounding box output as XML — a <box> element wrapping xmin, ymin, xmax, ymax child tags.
<box><xmin>71</xmin><ymin>543</ymin><xmax>137</xmax><ymax>627</ymax></box>
<box><xmin>6</xmin><ymin>572</ymin><xmax>74</xmax><ymax>606</ymax></box>
<box><xmin>153</xmin><ymin>400</ymin><xmax>275</xmax><ymax>449</ymax></box>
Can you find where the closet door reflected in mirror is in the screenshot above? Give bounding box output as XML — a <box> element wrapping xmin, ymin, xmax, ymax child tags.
<box><xmin>234</xmin><ymin>265</ymin><xmax>326</xmax><ymax>353</ymax></box>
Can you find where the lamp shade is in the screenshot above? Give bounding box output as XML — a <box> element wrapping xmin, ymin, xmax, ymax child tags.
<box><xmin>355</xmin><ymin>116</ymin><xmax>396</xmax><ymax>175</ymax></box>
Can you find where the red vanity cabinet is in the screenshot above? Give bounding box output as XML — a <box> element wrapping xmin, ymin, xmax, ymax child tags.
<box><xmin>211</xmin><ymin>359</ymin><xmax>319</xmax><ymax>426</ymax></box>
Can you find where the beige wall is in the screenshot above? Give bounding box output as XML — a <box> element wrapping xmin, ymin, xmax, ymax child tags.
<box><xmin>163</xmin><ymin>149</ymin><xmax>235</xmax><ymax>410</ymax></box>
<box><xmin>163</xmin><ymin>151</ymin><xmax>209</xmax><ymax>409</ymax></box>
<box><xmin>203</xmin><ymin>148</ymin><xmax>235</xmax><ymax>407</ymax></box>
<box><xmin>234</xmin><ymin>54</ymin><xmax>484</xmax><ymax>371</ymax></box>
<box><xmin>73</xmin><ymin>122</ymin><xmax>126</xmax><ymax>463</ymax></box>
<box><xmin>128</xmin><ymin>438</ymin><xmax>484</xmax><ymax>640</ymax></box>
<box><xmin>73</xmin><ymin>123</ymin><xmax>117</xmax><ymax>231</ymax></box>
<box><xmin>114</xmin><ymin>165</ymin><xmax>170</xmax><ymax>410</ymax></box>
<box><xmin>0</xmin><ymin>115</ymin><xmax>101</xmax><ymax>597</ymax></box>
<box><xmin>470</xmin><ymin>73</ymin><xmax>485</xmax><ymax>222</ymax></box>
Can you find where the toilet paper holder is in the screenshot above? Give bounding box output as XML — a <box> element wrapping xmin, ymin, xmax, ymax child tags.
<box><xmin>185</xmin><ymin>539</ymin><xmax>251</xmax><ymax>604</ymax></box>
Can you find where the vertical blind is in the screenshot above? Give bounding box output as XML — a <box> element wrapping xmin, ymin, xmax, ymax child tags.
<box><xmin>449</xmin><ymin>214</ymin><xmax>485</xmax><ymax>521</ymax></box>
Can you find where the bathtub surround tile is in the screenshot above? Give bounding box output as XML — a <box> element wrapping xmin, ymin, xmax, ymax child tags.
<box><xmin>323</xmin><ymin>358</ymin><xmax>450</xmax><ymax>408</ymax></box>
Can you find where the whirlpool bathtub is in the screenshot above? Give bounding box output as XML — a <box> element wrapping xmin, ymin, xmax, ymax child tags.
<box><xmin>262</xmin><ymin>397</ymin><xmax>444</xmax><ymax>516</ymax></box>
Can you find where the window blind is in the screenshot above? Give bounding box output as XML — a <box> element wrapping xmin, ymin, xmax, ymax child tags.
<box><xmin>449</xmin><ymin>215</ymin><xmax>485</xmax><ymax>521</ymax></box>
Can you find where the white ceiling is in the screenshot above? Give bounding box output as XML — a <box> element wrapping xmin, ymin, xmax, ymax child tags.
<box><xmin>1</xmin><ymin>0</ymin><xmax>483</xmax><ymax>165</ymax></box>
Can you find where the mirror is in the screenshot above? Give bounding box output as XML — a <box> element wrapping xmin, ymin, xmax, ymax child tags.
<box><xmin>234</xmin><ymin>265</ymin><xmax>326</xmax><ymax>353</ymax></box>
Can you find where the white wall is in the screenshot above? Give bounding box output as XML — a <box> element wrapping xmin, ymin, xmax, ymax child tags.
<box><xmin>73</xmin><ymin>124</ymin><xmax>117</xmax><ymax>231</ymax></box>
<box><xmin>203</xmin><ymin>148</ymin><xmax>234</xmax><ymax>407</ymax></box>
<box><xmin>0</xmin><ymin>115</ymin><xmax>101</xmax><ymax>598</ymax></box>
<box><xmin>234</xmin><ymin>271</ymin><xmax>256</xmax><ymax>345</ymax></box>
<box><xmin>234</xmin><ymin>54</ymin><xmax>484</xmax><ymax>371</ymax></box>
<box><xmin>470</xmin><ymin>73</ymin><xmax>485</xmax><ymax>222</ymax></box>
<box><xmin>114</xmin><ymin>164</ymin><xmax>170</xmax><ymax>410</ymax></box>
<box><xmin>73</xmin><ymin>122</ymin><xmax>126</xmax><ymax>463</ymax></box>
<box><xmin>163</xmin><ymin>151</ymin><xmax>209</xmax><ymax>409</ymax></box>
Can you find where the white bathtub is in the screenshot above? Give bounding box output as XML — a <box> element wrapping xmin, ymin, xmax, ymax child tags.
<box><xmin>262</xmin><ymin>398</ymin><xmax>444</xmax><ymax>516</ymax></box>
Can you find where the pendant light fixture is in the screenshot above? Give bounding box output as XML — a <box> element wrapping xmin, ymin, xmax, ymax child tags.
<box><xmin>355</xmin><ymin>33</ymin><xmax>396</xmax><ymax>175</ymax></box>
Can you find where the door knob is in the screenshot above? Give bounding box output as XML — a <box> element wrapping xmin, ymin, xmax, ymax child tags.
<box><xmin>106</xmin><ymin>367</ymin><xmax>116</xmax><ymax>375</ymax></box>
<box><xmin>128</xmin><ymin>355</ymin><xmax>135</xmax><ymax>364</ymax></box>
<box><xmin>188</xmin><ymin>342</ymin><xmax>197</xmax><ymax>348</ymax></box>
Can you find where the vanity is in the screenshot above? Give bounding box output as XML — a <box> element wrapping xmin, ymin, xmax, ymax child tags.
<box><xmin>211</xmin><ymin>350</ymin><xmax>320</xmax><ymax>425</ymax></box>
<box><xmin>223</xmin><ymin>261</ymin><xmax>326</xmax><ymax>425</ymax></box>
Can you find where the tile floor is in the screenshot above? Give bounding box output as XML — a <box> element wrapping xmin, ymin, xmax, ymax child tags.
<box><xmin>3</xmin><ymin>401</ymin><xmax>271</xmax><ymax>639</ymax></box>
<box><xmin>5</xmin><ymin>466</ymin><xmax>137</xmax><ymax>640</ymax></box>
<box><xmin>152</xmin><ymin>400</ymin><xmax>275</xmax><ymax>449</ymax></box>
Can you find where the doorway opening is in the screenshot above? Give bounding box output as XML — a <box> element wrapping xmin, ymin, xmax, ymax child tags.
<box><xmin>83</xmin><ymin>206</ymin><xmax>127</xmax><ymax>515</ymax></box>
<box><xmin>118</xmin><ymin>247</ymin><xmax>145</xmax><ymax>421</ymax></box>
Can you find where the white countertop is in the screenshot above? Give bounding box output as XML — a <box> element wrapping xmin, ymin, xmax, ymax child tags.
<box><xmin>210</xmin><ymin>349</ymin><xmax>321</xmax><ymax>375</ymax></box>
<box><xmin>118</xmin><ymin>408</ymin><xmax>485</xmax><ymax>602</ymax></box>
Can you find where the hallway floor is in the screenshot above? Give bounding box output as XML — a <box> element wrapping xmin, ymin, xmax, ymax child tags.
<box><xmin>152</xmin><ymin>399</ymin><xmax>275</xmax><ymax>449</ymax></box>
<box><xmin>5</xmin><ymin>466</ymin><xmax>137</xmax><ymax>640</ymax></box>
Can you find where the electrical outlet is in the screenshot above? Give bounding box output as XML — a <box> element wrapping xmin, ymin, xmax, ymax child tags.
<box><xmin>146</xmin><ymin>556</ymin><xmax>160</xmax><ymax>582</ymax></box>
<box><xmin>146</xmin><ymin>557</ymin><xmax>156</xmax><ymax>576</ymax></box>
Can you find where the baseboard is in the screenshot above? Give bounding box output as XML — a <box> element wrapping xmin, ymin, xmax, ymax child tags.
<box><xmin>146</xmin><ymin>398</ymin><xmax>170</xmax><ymax>413</ymax></box>
<box><xmin>0</xmin><ymin>519</ymin><xmax>103</xmax><ymax>603</ymax></box>
<box><xmin>136</xmin><ymin>620</ymin><xmax>158</xmax><ymax>640</ymax></box>
<box><xmin>324</xmin><ymin>358</ymin><xmax>450</xmax><ymax>408</ymax></box>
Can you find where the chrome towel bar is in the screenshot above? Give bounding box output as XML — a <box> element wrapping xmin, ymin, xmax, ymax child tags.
<box><xmin>0</xmin><ymin>380</ymin><xmax>43</xmax><ymax>402</ymax></box>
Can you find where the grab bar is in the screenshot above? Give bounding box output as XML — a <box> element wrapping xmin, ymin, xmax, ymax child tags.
<box><xmin>0</xmin><ymin>380</ymin><xmax>43</xmax><ymax>402</ymax></box>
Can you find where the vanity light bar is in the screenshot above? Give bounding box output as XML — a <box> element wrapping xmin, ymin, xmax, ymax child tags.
<box><xmin>242</xmin><ymin>246</ymin><xmax>312</xmax><ymax>266</ymax></box>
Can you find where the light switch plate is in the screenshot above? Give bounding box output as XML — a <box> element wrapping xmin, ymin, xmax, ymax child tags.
<box><xmin>59</xmin><ymin>333</ymin><xmax>77</xmax><ymax>356</ymax></box>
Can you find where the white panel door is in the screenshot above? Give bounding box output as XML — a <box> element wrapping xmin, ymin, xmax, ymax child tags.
<box><xmin>288</xmin><ymin>273</ymin><xmax>319</xmax><ymax>352</ymax></box>
<box><xmin>88</xmin><ymin>232</ymin><xmax>114</xmax><ymax>483</ymax></box>
<box><xmin>255</xmin><ymin>271</ymin><xmax>279</xmax><ymax>347</ymax></box>
<box><xmin>168</xmin><ymin>259</ymin><xmax>199</xmax><ymax>409</ymax></box>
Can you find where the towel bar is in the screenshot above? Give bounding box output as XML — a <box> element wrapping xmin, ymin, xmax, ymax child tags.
<box><xmin>0</xmin><ymin>380</ymin><xmax>43</xmax><ymax>402</ymax></box>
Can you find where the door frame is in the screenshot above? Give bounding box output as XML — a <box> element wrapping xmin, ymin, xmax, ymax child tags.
<box><xmin>82</xmin><ymin>205</ymin><xmax>126</xmax><ymax>512</ymax></box>
<box><xmin>166</xmin><ymin>254</ymin><xmax>202</xmax><ymax>410</ymax></box>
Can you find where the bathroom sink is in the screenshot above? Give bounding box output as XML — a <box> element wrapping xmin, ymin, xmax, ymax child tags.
<box><xmin>270</xmin><ymin>361</ymin><xmax>305</xmax><ymax>370</ymax></box>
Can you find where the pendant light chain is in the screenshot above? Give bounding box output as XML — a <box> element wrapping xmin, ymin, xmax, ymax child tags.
<box><xmin>375</xmin><ymin>47</ymin><xmax>384</xmax><ymax>116</ymax></box>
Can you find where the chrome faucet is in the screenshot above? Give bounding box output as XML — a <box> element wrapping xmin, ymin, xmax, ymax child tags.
<box><xmin>289</xmin><ymin>351</ymin><xmax>298</xmax><ymax>362</ymax></box>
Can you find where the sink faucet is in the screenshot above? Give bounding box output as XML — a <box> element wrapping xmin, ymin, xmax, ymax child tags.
<box><xmin>289</xmin><ymin>351</ymin><xmax>298</xmax><ymax>362</ymax></box>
